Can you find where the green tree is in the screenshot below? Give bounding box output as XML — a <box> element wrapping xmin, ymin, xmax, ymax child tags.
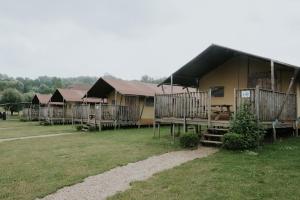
<box><xmin>0</xmin><ymin>88</ymin><xmax>24</xmax><ymax>115</ymax></box>
<box><xmin>38</xmin><ymin>84</ymin><xmax>52</xmax><ymax>94</ymax></box>
<box><xmin>23</xmin><ymin>92</ymin><xmax>35</xmax><ymax>103</ymax></box>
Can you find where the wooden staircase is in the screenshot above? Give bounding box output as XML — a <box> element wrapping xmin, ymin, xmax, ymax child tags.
<box><xmin>200</xmin><ymin>127</ymin><xmax>228</xmax><ymax>145</ymax></box>
<box><xmin>81</xmin><ymin>124</ymin><xmax>91</xmax><ymax>132</ymax></box>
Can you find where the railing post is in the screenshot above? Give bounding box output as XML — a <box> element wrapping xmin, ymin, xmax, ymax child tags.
<box><xmin>208</xmin><ymin>89</ymin><xmax>212</xmax><ymax>127</ymax></box>
<box><xmin>255</xmin><ymin>85</ymin><xmax>260</xmax><ymax>122</ymax></box>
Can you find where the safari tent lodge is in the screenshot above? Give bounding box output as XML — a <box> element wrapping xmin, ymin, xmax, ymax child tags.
<box><xmin>78</xmin><ymin>77</ymin><xmax>188</xmax><ymax>130</ymax></box>
<box><xmin>22</xmin><ymin>93</ymin><xmax>51</xmax><ymax>121</ymax></box>
<box><xmin>48</xmin><ymin>87</ymin><xmax>101</xmax><ymax>124</ymax></box>
<box><xmin>155</xmin><ymin>44</ymin><xmax>299</xmax><ymax>143</ymax></box>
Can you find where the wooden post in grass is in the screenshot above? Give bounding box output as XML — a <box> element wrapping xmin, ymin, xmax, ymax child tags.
<box><xmin>99</xmin><ymin>103</ymin><xmax>102</xmax><ymax>131</ymax></box>
<box><xmin>272</xmin><ymin>120</ymin><xmax>277</xmax><ymax>141</ymax></box>
<box><xmin>158</xmin><ymin>123</ymin><xmax>161</xmax><ymax>139</ymax></box>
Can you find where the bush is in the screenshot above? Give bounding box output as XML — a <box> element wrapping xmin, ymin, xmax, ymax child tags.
<box><xmin>88</xmin><ymin>126</ymin><xmax>97</xmax><ymax>132</ymax></box>
<box><xmin>179</xmin><ymin>133</ymin><xmax>199</xmax><ymax>149</ymax></box>
<box><xmin>223</xmin><ymin>133</ymin><xmax>248</xmax><ymax>150</ymax></box>
<box><xmin>223</xmin><ymin>104</ymin><xmax>265</xmax><ymax>150</ymax></box>
<box><xmin>76</xmin><ymin>125</ymin><xmax>83</xmax><ymax>131</ymax></box>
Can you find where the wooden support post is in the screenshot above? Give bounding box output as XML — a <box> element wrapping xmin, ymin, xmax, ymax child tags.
<box><xmin>153</xmin><ymin>121</ymin><xmax>156</xmax><ymax>137</ymax></box>
<box><xmin>158</xmin><ymin>123</ymin><xmax>161</xmax><ymax>139</ymax></box>
<box><xmin>183</xmin><ymin>117</ymin><xmax>186</xmax><ymax>133</ymax></box>
<box><xmin>208</xmin><ymin>89</ymin><xmax>212</xmax><ymax>127</ymax></box>
<box><xmin>271</xmin><ymin>60</ymin><xmax>275</xmax><ymax>92</ymax></box>
<box><xmin>99</xmin><ymin>103</ymin><xmax>102</xmax><ymax>131</ymax></box>
<box><xmin>233</xmin><ymin>88</ymin><xmax>237</xmax><ymax>119</ymax></box>
<box><xmin>296</xmin><ymin>120</ymin><xmax>299</xmax><ymax>137</ymax></box>
<box><xmin>255</xmin><ymin>85</ymin><xmax>260</xmax><ymax>121</ymax></box>
<box><xmin>272</xmin><ymin>121</ymin><xmax>277</xmax><ymax>141</ymax></box>
<box><xmin>62</xmin><ymin>103</ymin><xmax>65</xmax><ymax>125</ymax></box>
<box><xmin>271</xmin><ymin>60</ymin><xmax>275</xmax><ymax>120</ymax></box>
<box><xmin>172</xmin><ymin>123</ymin><xmax>175</xmax><ymax>143</ymax></box>
<box><xmin>71</xmin><ymin>105</ymin><xmax>74</xmax><ymax>126</ymax></box>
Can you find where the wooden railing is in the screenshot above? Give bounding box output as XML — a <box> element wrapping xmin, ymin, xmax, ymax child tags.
<box><xmin>49</xmin><ymin>106</ymin><xmax>64</xmax><ymax>119</ymax></box>
<box><xmin>95</xmin><ymin>104</ymin><xmax>140</xmax><ymax>122</ymax></box>
<box><xmin>39</xmin><ymin>107</ymin><xmax>49</xmax><ymax>120</ymax></box>
<box><xmin>155</xmin><ymin>91</ymin><xmax>210</xmax><ymax>119</ymax></box>
<box><xmin>73</xmin><ymin>104</ymin><xmax>140</xmax><ymax>123</ymax></box>
<box><xmin>235</xmin><ymin>87</ymin><xmax>296</xmax><ymax>121</ymax></box>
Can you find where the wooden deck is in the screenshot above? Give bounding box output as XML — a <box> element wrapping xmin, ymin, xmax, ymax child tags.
<box><xmin>154</xmin><ymin>88</ymin><xmax>298</xmax><ymax>141</ymax></box>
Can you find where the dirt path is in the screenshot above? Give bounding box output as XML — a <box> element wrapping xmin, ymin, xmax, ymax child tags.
<box><xmin>0</xmin><ymin>132</ymin><xmax>79</xmax><ymax>143</ymax></box>
<box><xmin>40</xmin><ymin>147</ymin><xmax>218</xmax><ymax>200</ymax></box>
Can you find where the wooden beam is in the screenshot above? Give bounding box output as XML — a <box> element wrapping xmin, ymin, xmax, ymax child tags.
<box><xmin>271</xmin><ymin>60</ymin><xmax>275</xmax><ymax>91</ymax></box>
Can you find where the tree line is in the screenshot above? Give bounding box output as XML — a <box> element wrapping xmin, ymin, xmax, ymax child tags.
<box><xmin>0</xmin><ymin>73</ymin><xmax>166</xmax><ymax>114</ymax></box>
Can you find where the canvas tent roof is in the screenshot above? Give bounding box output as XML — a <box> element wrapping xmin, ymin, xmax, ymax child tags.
<box><xmin>50</xmin><ymin>88</ymin><xmax>87</xmax><ymax>103</ymax></box>
<box><xmin>32</xmin><ymin>94</ymin><xmax>51</xmax><ymax>105</ymax></box>
<box><xmin>86</xmin><ymin>77</ymin><xmax>191</xmax><ymax>98</ymax></box>
<box><xmin>159</xmin><ymin>44</ymin><xmax>299</xmax><ymax>87</ymax></box>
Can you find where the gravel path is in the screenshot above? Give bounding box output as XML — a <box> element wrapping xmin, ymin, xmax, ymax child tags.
<box><xmin>0</xmin><ymin>132</ymin><xmax>79</xmax><ymax>143</ymax></box>
<box><xmin>40</xmin><ymin>147</ymin><xmax>218</xmax><ymax>200</ymax></box>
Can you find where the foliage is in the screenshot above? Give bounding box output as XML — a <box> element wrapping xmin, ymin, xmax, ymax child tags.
<box><xmin>223</xmin><ymin>104</ymin><xmax>265</xmax><ymax>150</ymax></box>
<box><xmin>23</xmin><ymin>91</ymin><xmax>35</xmax><ymax>102</ymax></box>
<box><xmin>140</xmin><ymin>75</ymin><xmax>167</xmax><ymax>84</ymax></box>
<box><xmin>223</xmin><ymin>133</ymin><xmax>248</xmax><ymax>150</ymax></box>
<box><xmin>88</xmin><ymin>125</ymin><xmax>97</xmax><ymax>132</ymax></box>
<box><xmin>179</xmin><ymin>133</ymin><xmax>199</xmax><ymax>148</ymax></box>
<box><xmin>0</xmin><ymin>73</ymin><xmax>97</xmax><ymax>95</ymax></box>
<box><xmin>0</xmin><ymin>88</ymin><xmax>24</xmax><ymax>114</ymax></box>
<box><xmin>76</xmin><ymin>125</ymin><xmax>83</xmax><ymax>131</ymax></box>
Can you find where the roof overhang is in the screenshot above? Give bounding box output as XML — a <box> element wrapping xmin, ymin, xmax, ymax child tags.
<box><xmin>159</xmin><ymin>44</ymin><xmax>299</xmax><ymax>87</ymax></box>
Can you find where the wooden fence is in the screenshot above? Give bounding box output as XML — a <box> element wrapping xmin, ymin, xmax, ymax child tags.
<box><xmin>155</xmin><ymin>91</ymin><xmax>210</xmax><ymax>119</ymax></box>
<box><xmin>236</xmin><ymin>87</ymin><xmax>296</xmax><ymax>121</ymax></box>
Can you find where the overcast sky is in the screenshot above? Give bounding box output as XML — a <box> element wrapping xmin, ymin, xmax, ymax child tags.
<box><xmin>1</xmin><ymin>0</ymin><xmax>300</xmax><ymax>80</ymax></box>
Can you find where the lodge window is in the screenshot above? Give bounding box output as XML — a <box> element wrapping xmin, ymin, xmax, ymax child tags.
<box><xmin>211</xmin><ymin>86</ymin><xmax>224</xmax><ymax>97</ymax></box>
<box><xmin>145</xmin><ymin>97</ymin><xmax>154</xmax><ymax>106</ymax></box>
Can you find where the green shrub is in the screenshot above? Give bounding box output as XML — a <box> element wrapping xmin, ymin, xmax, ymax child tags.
<box><xmin>88</xmin><ymin>126</ymin><xmax>97</xmax><ymax>132</ymax></box>
<box><xmin>223</xmin><ymin>133</ymin><xmax>247</xmax><ymax>150</ymax></box>
<box><xmin>223</xmin><ymin>104</ymin><xmax>265</xmax><ymax>150</ymax></box>
<box><xmin>76</xmin><ymin>125</ymin><xmax>83</xmax><ymax>131</ymax></box>
<box><xmin>179</xmin><ymin>133</ymin><xmax>199</xmax><ymax>148</ymax></box>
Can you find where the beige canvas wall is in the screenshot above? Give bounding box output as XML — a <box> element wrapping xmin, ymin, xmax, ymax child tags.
<box><xmin>198</xmin><ymin>55</ymin><xmax>295</xmax><ymax>107</ymax></box>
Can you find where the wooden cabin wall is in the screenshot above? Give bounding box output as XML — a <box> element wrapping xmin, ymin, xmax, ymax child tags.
<box><xmin>138</xmin><ymin>97</ymin><xmax>154</xmax><ymax>125</ymax></box>
<box><xmin>198</xmin><ymin>55</ymin><xmax>295</xmax><ymax>106</ymax></box>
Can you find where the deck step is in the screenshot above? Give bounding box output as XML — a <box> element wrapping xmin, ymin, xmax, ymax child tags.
<box><xmin>200</xmin><ymin>140</ymin><xmax>222</xmax><ymax>145</ymax></box>
<box><xmin>203</xmin><ymin>133</ymin><xmax>224</xmax><ymax>137</ymax></box>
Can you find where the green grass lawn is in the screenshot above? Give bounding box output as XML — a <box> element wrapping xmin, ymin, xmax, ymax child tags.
<box><xmin>0</xmin><ymin>120</ymin><xmax>76</xmax><ymax>139</ymax></box>
<box><xmin>110</xmin><ymin>137</ymin><xmax>300</xmax><ymax>200</ymax></box>
<box><xmin>0</xmin><ymin>120</ymin><xmax>179</xmax><ymax>200</ymax></box>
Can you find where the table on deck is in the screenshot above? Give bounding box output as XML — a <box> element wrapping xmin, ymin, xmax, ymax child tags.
<box><xmin>211</xmin><ymin>104</ymin><xmax>233</xmax><ymax>120</ymax></box>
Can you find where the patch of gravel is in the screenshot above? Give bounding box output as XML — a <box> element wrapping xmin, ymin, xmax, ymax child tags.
<box><xmin>40</xmin><ymin>147</ymin><xmax>218</xmax><ymax>200</ymax></box>
<box><xmin>0</xmin><ymin>132</ymin><xmax>78</xmax><ymax>143</ymax></box>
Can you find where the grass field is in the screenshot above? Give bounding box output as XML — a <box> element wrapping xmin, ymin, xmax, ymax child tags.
<box><xmin>0</xmin><ymin>119</ymin><xmax>76</xmax><ymax>139</ymax></box>
<box><xmin>110</xmin><ymin>137</ymin><xmax>300</xmax><ymax>200</ymax></box>
<box><xmin>0</xmin><ymin>120</ymin><xmax>179</xmax><ymax>200</ymax></box>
